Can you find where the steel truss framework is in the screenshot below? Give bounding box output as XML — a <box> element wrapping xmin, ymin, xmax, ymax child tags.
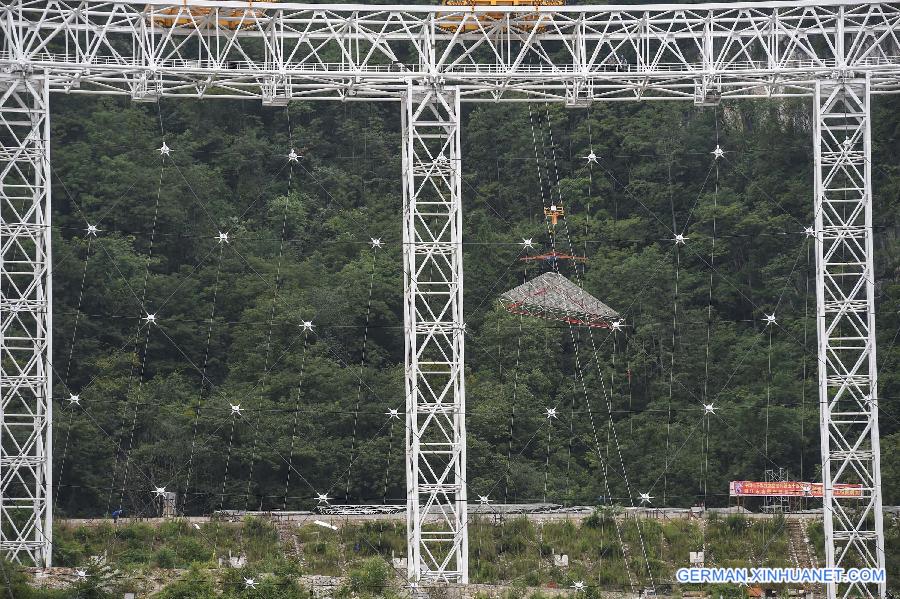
<box><xmin>0</xmin><ymin>74</ymin><xmax>53</xmax><ymax>569</ymax></box>
<box><xmin>0</xmin><ymin>0</ymin><xmax>893</xmax><ymax>596</ymax></box>
<box><xmin>5</xmin><ymin>0</ymin><xmax>900</xmax><ymax>102</ymax></box>
<box><xmin>402</xmin><ymin>84</ymin><xmax>467</xmax><ymax>584</ymax></box>
<box><xmin>814</xmin><ymin>77</ymin><xmax>885</xmax><ymax>599</ymax></box>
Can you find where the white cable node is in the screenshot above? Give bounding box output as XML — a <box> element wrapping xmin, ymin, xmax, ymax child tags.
<box><xmin>153</xmin><ymin>486</ymin><xmax>166</xmax><ymax>497</ymax></box>
<box><xmin>639</xmin><ymin>492</ymin><xmax>653</xmax><ymax>505</ymax></box>
<box><xmin>86</xmin><ymin>224</ymin><xmax>99</xmax><ymax>237</ymax></box>
<box><xmin>763</xmin><ymin>313</ymin><xmax>777</xmax><ymax>326</ymax></box>
<box><xmin>521</xmin><ymin>237</ymin><xmax>535</xmax><ymax>249</ymax></box>
<box><xmin>316</xmin><ymin>493</ymin><xmax>331</xmax><ymax>505</ymax></box>
<box><xmin>478</xmin><ymin>495</ymin><xmax>490</xmax><ymax>505</ymax></box>
<box><xmin>386</xmin><ymin>408</ymin><xmax>400</xmax><ymax>420</ymax></box>
<box><xmin>584</xmin><ymin>150</ymin><xmax>599</xmax><ymax>164</ymax></box>
<box><xmin>67</xmin><ymin>394</ymin><xmax>80</xmax><ymax>405</ymax></box>
<box><xmin>804</xmin><ymin>226</ymin><xmax>816</xmax><ymax>238</ymax></box>
<box><xmin>301</xmin><ymin>321</ymin><xmax>314</xmax><ymax>332</ymax></box>
<box><xmin>673</xmin><ymin>234</ymin><xmax>688</xmax><ymax>245</ymax></box>
<box><xmin>244</xmin><ymin>577</ymin><xmax>257</xmax><ymax>589</ymax></box>
<box><xmin>371</xmin><ymin>237</ymin><xmax>383</xmax><ymax>249</ymax></box>
<box><xmin>230</xmin><ymin>403</ymin><xmax>242</xmax><ymax>416</ymax></box>
<box><xmin>703</xmin><ymin>403</ymin><xmax>716</xmax><ymax>415</ymax></box>
<box><xmin>287</xmin><ymin>148</ymin><xmax>301</xmax><ymax>163</ymax></box>
<box><xmin>216</xmin><ymin>231</ymin><xmax>229</xmax><ymax>244</ymax></box>
<box><xmin>157</xmin><ymin>142</ymin><xmax>171</xmax><ymax>156</ymax></box>
<box><xmin>143</xmin><ymin>313</ymin><xmax>157</xmax><ymax>325</ymax></box>
<box><xmin>711</xmin><ymin>145</ymin><xmax>725</xmax><ymax>160</ymax></box>
<box><xmin>545</xmin><ymin>407</ymin><xmax>558</xmax><ymax>420</ymax></box>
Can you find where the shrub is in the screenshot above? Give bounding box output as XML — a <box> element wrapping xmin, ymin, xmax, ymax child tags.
<box><xmin>173</xmin><ymin>535</ymin><xmax>211</xmax><ymax>565</ymax></box>
<box><xmin>348</xmin><ymin>557</ymin><xmax>392</xmax><ymax>595</ymax></box>
<box><xmin>725</xmin><ymin>514</ymin><xmax>747</xmax><ymax>535</ymax></box>
<box><xmin>156</xmin><ymin>567</ymin><xmax>217</xmax><ymax>599</ymax></box>
<box><xmin>154</xmin><ymin>547</ymin><xmax>177</xmax><ymax>569</ymax></box>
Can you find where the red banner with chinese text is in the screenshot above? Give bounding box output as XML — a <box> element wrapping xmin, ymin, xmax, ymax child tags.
<box><xmin>729</xmin><ymin>481</ymin><xmax>863</xmax><ymax>498</ymax></box>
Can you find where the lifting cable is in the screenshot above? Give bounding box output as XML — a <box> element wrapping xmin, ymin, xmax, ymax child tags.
<box><xmin>531</xmin><ymin>104</ymin><xmax>644</xmax><ymax>592</ymax></box>
<box><xmin>109</xmin><ymin>112</ymin><xmax>166</xmax><ymax>518</ymax></box>
<box><xmin>664</xmin><ymin>153</ymin><xmax>678</xmax><ymax>507</ymax></box>
<box><xmin>503</xmin><ymin>255</ymin><xmax>527</xmax><ymax>504</ymax></box>
<box><xmin>240</xmin><ymin>106</ymin><xmax>299</xmax><ymax>551</ymax></box>
<box><xmin>282</xmin><ymin>105</ymin><xmax>313</xmax><ymax>512</ymax></box>
<box><xmin>181</xmin><ymin>236</ymin><xmax>225</xmax><ymax>516</ymax></box>
<box><xmin>700</xmin><ymin>108</ymin><xmax>722</xmax><ymax>557</ymax></box>
<box><xmin>284</xmin><ymin>330</ymin><xmax>311</xmax><ymax>510</ymax></box>
<box><xmin>55</xmin><ymin>232</ymin><xmax>95</xmax><ymax>511</ymax></box>
<box><xmin>800</xmin><ymin>228</ymin><xmax>812</xmax><ymax>488</ymax></box>
<box><xmin>345</xmin><ymin>242</ymin><xmax>380</xmax><ymax>500</ymax></box>
<box><xmin>214</xmin><ymin>401</ymin><xmax>240</xmax><ymax>554</ymax></box>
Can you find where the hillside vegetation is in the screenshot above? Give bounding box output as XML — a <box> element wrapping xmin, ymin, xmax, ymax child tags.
<box><xmin>49</xmin><ymin>92</ymin><xmax>900</xmax><ymax>519</ymax></box>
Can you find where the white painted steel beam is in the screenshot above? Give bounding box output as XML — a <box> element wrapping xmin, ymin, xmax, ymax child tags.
<box><xmin>0</xmin><ymin>73</ymin><xmax>53</xmax><ymax>568</ymax></box>
<box><xmin>4</xmin><ymin>1</ymin><xmax>900</xmax><ymax>101</ymax></box>
<box><xmin>402</xmin><ymin>83</ymin><xmax>468</xmax><ymax>584</ymax></box>
<box><xmin>814</xmin><ymin>76</ymin><xmax>884</xmax><ymax>599</ymax></box>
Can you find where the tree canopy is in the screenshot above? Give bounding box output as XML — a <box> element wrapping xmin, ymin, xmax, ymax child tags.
<box><xmin>47</xmin><ymin>89</ymin><xmax>900</xmax><ymax>518</ymax></box>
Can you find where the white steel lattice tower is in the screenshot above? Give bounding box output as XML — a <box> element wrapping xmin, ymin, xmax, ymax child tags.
<box><xmin>0</xmin><ymin>74</ymin><xmax>53</xmax><ymax>568</ymax></box>
<box><xmin>2</xmin><ymin>2</ymin><xmax>898</xmax><ymax>592</ymax></box>
<box><xmin>401</xmin><ymin>83</ymin><xmax>468</xmax><ymax>584</ymax></box>
<box><xmin>813</xmin><ymin>77</ymin><xmax>885</xmax><ymax>599</ymax></box>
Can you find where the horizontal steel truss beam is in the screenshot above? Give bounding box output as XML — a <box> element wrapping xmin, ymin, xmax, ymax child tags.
<box><xmin>402</xmin><ymin>84</ymin><xmax>468</xmax><ymax>584</ymax></box>
<box><xmin>814</xmin><ymin>76</ymin><xmax>885</xmax><ymax>599</ymax></box>
<box><xmin>5</xmin><ymin>1</ymin><xmax>900</xmax><ymax>101</ymax></box>
<box><xmin>0</xmin><ymin>73</ymin><xmax>53</xmax><ymax>568</ymax></box>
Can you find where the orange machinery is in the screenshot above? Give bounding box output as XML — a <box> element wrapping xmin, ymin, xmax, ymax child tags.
<box><xmin>149</xmin><ymin>1</ymin><xmax>276</xmax><ymax>29</ymax></box>
<box><xmin>439</xmin><ymin>0</ymin><xmax>565</xmax><ymax>33</ymax></box>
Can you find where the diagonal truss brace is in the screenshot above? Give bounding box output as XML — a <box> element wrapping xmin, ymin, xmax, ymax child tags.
<box><xmin>814</xmin><ymin>76</ymin><xmax>885</xmax><ymax>599</ymax></box>
<box><xmin>0</xmin><ymin>73</ymin><xmax>53</xmax><ymax>568</ymax></box>
<box><xmin>401</xmin><ymin>83</ymin><xmax>468</xmax><ymax>585</ymax></box>
<box><xmin>8</xmin><ymin>1</ymin><xmax>900</xmax><ymax>102</ymax></box>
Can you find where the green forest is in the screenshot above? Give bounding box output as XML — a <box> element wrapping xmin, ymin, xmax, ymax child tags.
<box><xmin>48</xmin><ymin>83</ymin><xmax>900</xmax><ymax>520</ymax></box>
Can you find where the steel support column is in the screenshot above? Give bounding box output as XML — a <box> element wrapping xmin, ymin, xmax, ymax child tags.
<box><xmin>814</xmin><ymin>77</ymin><xmax>884</xmax><ymax>599</ymax></box>
<box><xmin>0</xmin><ymin>74</ymin><xmax>53</xmax><ymax>567</ymax></box>
<box><xmin>401</xmin><ymin>83</ymin><xmax>468</xmax><ymax>585</ymax></box>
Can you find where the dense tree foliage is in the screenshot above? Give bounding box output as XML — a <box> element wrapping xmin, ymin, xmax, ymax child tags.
<box><xmin>47</xmin><ymin>90</ymin><xmax>900</xmax><ymax>518</ymax></box>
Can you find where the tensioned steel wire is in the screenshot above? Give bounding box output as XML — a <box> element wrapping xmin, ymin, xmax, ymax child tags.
<box><xmin>529</xmin><ymin>103</ymin><xmax>643</xmax><ymax>592</ymax></box>
<box><xmin>538</xmin><ymin>105</ymin><xmax>645</xmax><ymax>587</ymax></box>
<box><xmin>109</xmin><ymin>141</ymin><xmax>165</xmax><ymax>519</ymax></box>
<box><xmin>503</xmin><ymin>254</ymin><xmax>528</xmax><ymax>505</ymax></box>
<box><xmin>237</xmin><ymin>106</ymin><xmax>301</xmax><ymax>549</ymax></box>
<box><xmin>54</xmin><ymin>232</ymin><xmax>94</xmax><ymax>512</ymax></box>
<box><xmin>700</xmin><ymin>108</ymin><xmax>722</xmax><ymax>560</ymax></box>
<box><xmin>664</xmin><ymin>153</ymin><xmax>678</xmax><ymax>508</ymax></box>
<box><xmin>35</xmin><ymin>101</ymin><xmax>407</xmax><ymax>568</ymax></box>
<box><xmin>545</xmin><ymin>104</ymin><xmax>658</xmax><ymax>589</ymax></box>
<box><xmin>38</xmin><ymin>90</ymin><xmax>844</xmax><ymax>592</ymax></box>
<box><xmin>181</xmin><ymin>240</ymin><xmax>225</xmax><ymax>516</ymax></box>
<box><xmin>345</xmin><ymin>244</ymin><xmax>380</xmax><ymax>501</ymax></box>
<box><xmin>284</xmin><ymin>331</ymin><xmax>312</xmax><ymax>511</ymax></box>
<box><xmin>38</xmin><ymin>162</ymin><xmax>230</xmax><ymax>555</ymax></box>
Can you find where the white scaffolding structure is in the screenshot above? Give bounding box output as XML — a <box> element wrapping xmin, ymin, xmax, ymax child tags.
<box><xmin>814</xmin><ymin>76</ymin><xmax>885</xmax><ymax>599</ymax></box>
<box><xmin>402</xmin><ymin>83</ymin><xmax>468</xmax><ymax>583</ymax></box>
<box><xmin>0</xmin><ymin>1</ymin><xmax>894</xmax><ymax>594</ymax></box>
<box><xmin>0</xmin><ymin>73</ymin><xmax>53</xmax><ymax>568</ymax></box>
